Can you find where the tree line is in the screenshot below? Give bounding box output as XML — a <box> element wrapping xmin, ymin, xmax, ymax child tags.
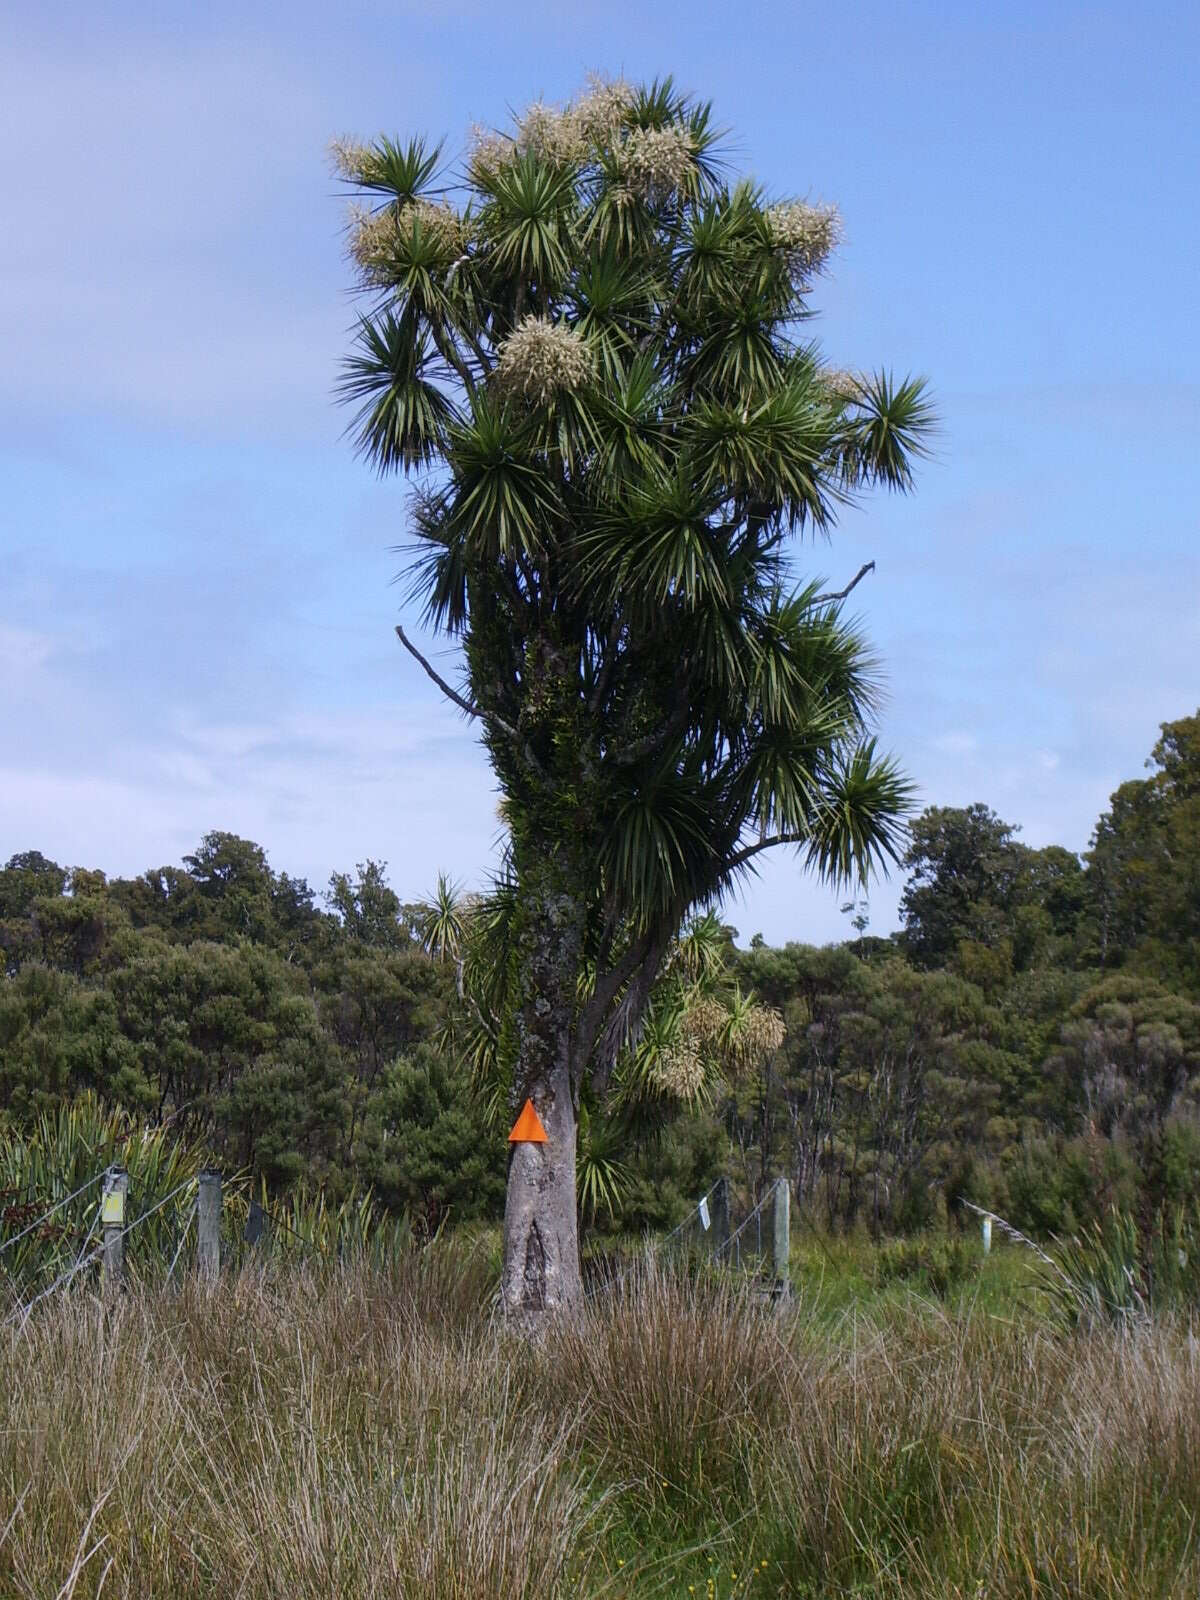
<box><xmin>3</xmin><ymin>710</ymin><xmax>1196</xmax><ymax>1243</ymax></box>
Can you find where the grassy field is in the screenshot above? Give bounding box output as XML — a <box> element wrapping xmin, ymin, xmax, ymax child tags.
<box><xmin>2</xmin><ymin>1236</ymin><xmax>1199</xmax><ymax>1598</ymax></box>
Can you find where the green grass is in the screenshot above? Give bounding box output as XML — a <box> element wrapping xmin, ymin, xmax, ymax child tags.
<box><xmin>2</xmin><ymin>1236</ymin><xmax>1199</xmax><ymax>1597</ymax></box>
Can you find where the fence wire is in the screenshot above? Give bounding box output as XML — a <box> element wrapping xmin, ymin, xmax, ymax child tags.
<box><xmin>0</xmin><ymin>1170</ymin><xmax>106</xmax><ymax>1261</ymax></box>
<box><xmin>586</xmin><ymin>1176</ymin><xmax>786</xmax><ymax>1300</ymax></box>
<box><xmin>6</xmin><ymin>1176</ymin><xmax>197</xmax><ymax>1327</ymax></box>
<box><xmin>4</xmin><ymin>1163</ymin><xmax>784</xmax><ymax>1319</ymax></box>
<box><xmin>713</xmin><ymin>1179</ymin><xmax>779</xmax><ymax>1267</ymax></box>
<box><xmin>165</xmin><ymin>1201</ymin><xmax>198</xmax><ymax>1284</ymax></box>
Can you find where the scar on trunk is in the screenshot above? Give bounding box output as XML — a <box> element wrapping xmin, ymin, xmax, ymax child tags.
<box><xmin>522</xmin><ymin>1219</ymin><xmax>547</xmax><ymax>1311</ymax></box>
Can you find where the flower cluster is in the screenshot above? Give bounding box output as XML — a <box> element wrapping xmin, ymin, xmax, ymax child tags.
<box><xmin>345</xmin><ymin>204</ymin><xmax>399</xmax><ymax>284</ymax></box>
<box><xmin>465</xmin><ymin>126</ymin><xmax>516</xmax><ymax>180</ymax></box>
<box><xmin>494</xmin><ymin>317</ymin><xmax>595</xmax><ymax>405</ymax></box>
<box><xmin>733</xmin><ymin>1004</ymin><xmax>786</xmax><ymax>1069</ymax></box>
<box><xmin>573</xmin><ymin>74</ymin><xmax>635</xmax><ymax>141</ymax></box>
<box><xmin>622</xmin><ymin>125</ymin><xmax>697</xmax><ymax>202</ymax></box>
<box><xmin>654</xmin><ymin>1038</ymin><xmax>706</xmax><ymax>1100</ymax></box>
<box><xmin>408</xmin><ymin>199</ymin><xmax>470</xmax><ymax>255</ymax></box>
<box><xmin>346</xmin><ymin>201</ymin><xmax>469</xmax><ymax>284</ymax></box>
<box><xmin>823</xmin><ymin>367</ymin><xmax>863</xmax><ymax>404</ymax></box>
<box><xmin>468</xmin><ymin>77</ymin><xmax>634</xmax><ymax>180</ymax></box>
<box><xmin>681</xmin><ymin>994</ymin><xmax>729</xmax><ymax>1047</ymax></box>
<box><xmin>329</xmin><ymin>136</ymin><xmax>376</xmax><ymax>184</ymax></box>
<box><xmin>766</xmin><ymin>200</ymin><xmax>842</xmax><ymax>279</ymax></box>
<box><xmin>516</xmin><ymin>101</ymin><xmax>588</xmax><ymax>165</ymax></box>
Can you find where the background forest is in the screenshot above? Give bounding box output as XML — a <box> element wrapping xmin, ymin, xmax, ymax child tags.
<box><xmin>3</xmin><ymin>710</ymin><xmax>1198</xmax><ymax>1245</ymax></box>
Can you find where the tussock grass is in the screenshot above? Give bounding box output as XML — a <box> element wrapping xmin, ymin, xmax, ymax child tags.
<box><xmin>2</xmin><ymin>1250</ymin><xmax>1200</xmax><ymax>1597</ymax></box>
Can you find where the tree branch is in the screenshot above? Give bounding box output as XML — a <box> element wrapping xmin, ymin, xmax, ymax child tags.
<box><xmin>724</xmin><ymin>832</ymin><xmax>810</xmax><ymax>876</ymax></box>
<box><xmin>455</xmin><ymin>955</ymin><xmax>500</xmax><ymax>1040</ymax></box>
<box><xmin>397</xmin><ymin>625</ymin><xmax>547</xmax><ymax>780</ymax></box>
<box><xmin>592</xmin><ymin>931</ymin><xmax>672</xmax><ymax>1089</ymax></box>
<box><xmin>395</xmin><ymin>625</ymin><xmax>479</xmax><ymax>719</ymax></box>
<box><xmin>586</xmin><ymin>619</ymin><xmax>624</xmax><ymax>716</ymax></box>
<box><xmin>609</xmin><ymin>697</ymin><xmax>691</xmax><ymax>768</ymax></box>
<box><xmin>571</xmin><ymin>929</ymin><xmax>654</xmax><ymax>1091</ymax></box>
<box><xmin>813</xmin><ymin>561</ymin><xmax>875</xmax><ymax>605</ymax></box>
<box><xmin>430</xmin><ymin>316</ymin><xmax>477</xmax><ymax>391</ymax></box>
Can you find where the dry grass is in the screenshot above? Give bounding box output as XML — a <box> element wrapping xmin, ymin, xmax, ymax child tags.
<box><xmin>2</xmin><ymin>1249</ymin><xmax>1200</xmax><ymax>1598</ymax></box>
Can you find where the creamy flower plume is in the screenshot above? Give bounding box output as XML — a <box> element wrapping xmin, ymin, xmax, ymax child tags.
<box><xmin>516</xmin><ymin>101</ymin><xmax>588</xmax><ymax>165</ymax></box>
<box><xmin>766</xmin><ymin>200</ymin><xmax>841</xmax><ymax>279</ymax></box>
<box><xmin>622</xmin><ymin>126</ymin><xmax>696</xmax><ymax>202</ymax></box>
<box><xmin>654</xmin><ymin>1038</ymin><xmax>706</xmax><ymax>1100</ymax></box>
<box><xmin>346</xmin><ymin>200</ymin><xmax>469</xmax><ymax>285</ymax></box>
<box><xmin>680</xmin><ymin>994</ymin><xmax>729</xmax><ymax>1047</ymax></box>
<box><xmin>329</xmin><ymin>137</ymin><xmax>375</xmax><ymax>183</ymax></box>
<box><xmin>823</xmin><ymin>367</ymin><xmax>864</xmax><ymax>404</ymax></box>
<box><xmin>466</xmin><ymin>126</ymin><xmax>516</xmax><ymax>180</ymax></box>
<box><xmin>574</xmin><ymin>74</ymin><xmax>635</xmax><ymax>140</ymax></box>
<box><xmin>495</xmin><ymin>317</ymin><xmax>595</xmax><ymax>404</ymax></box>
<box><xmin>734</xmin><ymin>1005</ymin><xmax>786</xmax><ymax>1069</ymax></box>
<box><xmin>651</xmin><ymin>992</ymin><xmax>785</xmax><ymax>1099</ymax></box>
<box><xmin>468</xmin><ymin>77</ymin><xmax>633</xmax><ymax>179</ymax></box>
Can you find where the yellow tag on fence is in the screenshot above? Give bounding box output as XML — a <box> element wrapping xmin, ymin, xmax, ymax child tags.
<box><xmin>101</xmin><ymin>1190</ymin><xmax>125</xmax><ymax>1226</ymax></box>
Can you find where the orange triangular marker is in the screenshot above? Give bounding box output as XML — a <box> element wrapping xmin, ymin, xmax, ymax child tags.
<box><xmin>508</xmin><ymin>1098</ymin><xmax>549</xmax><ymax>1144</ymax></box>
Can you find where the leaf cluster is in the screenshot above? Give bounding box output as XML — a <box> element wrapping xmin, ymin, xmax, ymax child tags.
<box><xmin>335</xmin><ymin>77</ymin><xmax>935</xmax><ymax>1090</ymax></box>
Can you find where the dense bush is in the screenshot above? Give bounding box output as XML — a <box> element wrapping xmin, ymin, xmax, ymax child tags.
<box><xmin>3</xmin><ymin>708</ymin><xmax>1200</xmax><ymax>1243</ymax></box>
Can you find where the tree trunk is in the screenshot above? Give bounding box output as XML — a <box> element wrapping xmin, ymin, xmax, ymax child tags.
<box><xmin>499</xmin><ymin>876</ymin><xmax>585</xmax><ymax>1316</ymax></box>
<box><xmin>500</xmin><ymin>1055</ymin><xmax>581</xmax><ymax>1315</ymax></box>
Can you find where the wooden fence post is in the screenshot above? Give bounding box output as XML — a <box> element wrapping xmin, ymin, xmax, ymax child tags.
<box><xmin>711</xmin><ymin>1175</ymin><xmax>730</xmax><ymax>1260</ymax></box>
<box><xmin>772</xmin><ymin>1177</ymin><xmax>790</xmax><ymax>1300</ymax></box>
<box><xmin>197</xmin><ymin>1169</ymin><xmax>222</xmax><ymax>1283</ymax></box>
<box><xmin>102</xmin><ymin>1166</ymin><xmax>128</xmax><ymax>1296</ymax></box>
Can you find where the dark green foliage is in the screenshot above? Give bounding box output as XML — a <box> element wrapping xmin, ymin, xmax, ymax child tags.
<box><xmin>726</xmin><ymin>942</ymin><xmax>1016</xmax><ymax>1232</ymax></box>
<box><xmin>595</xmin><ymin>1109</ymin><xmax>727</xmax><ymax>1237</ymax></box>
<box><xmin>4</xmin><ymin>709</ymin><xmax>1200</xmax><ymax>1243</ymax></box>
<box><xmin>1087</xmin><ymin>712</ymin><xmax>1200</xmax><ymax>990</ymax></box>
<box><xmin>353</xmin><ymin>1045</ymin><xmax>506</xmax><ymax>1231</ymax></box>
<box><xmin>0</xmin><ymin>964</ymin><xmax>151</xmax><ymax>1120</ymax></box>
<box><xmin>899</xmin><ymin>803</ymin><xmax>1086</xmax><ymax>972</ymax></box>
<box><xmin>1000</xmin><ymin>1134</ymin><xmax>1140</xmax><ymax>1237</ymax></box>
<box><xmin>0</xmin><ymin>836</ymin><xmax>478</xmax><ymax>1217</ymax></box>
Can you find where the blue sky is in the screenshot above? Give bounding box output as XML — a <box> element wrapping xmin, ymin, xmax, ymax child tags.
<box><xmin>2</xmin><ymin>1</ymin><xmax>1197</xmax><ymax>943</ymax></box>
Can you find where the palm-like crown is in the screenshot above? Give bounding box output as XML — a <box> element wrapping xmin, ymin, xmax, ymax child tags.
<box><xmin>337</xmin><ymin>77</ymin><xmax>933</xmax><ymax>1086</ymax></box>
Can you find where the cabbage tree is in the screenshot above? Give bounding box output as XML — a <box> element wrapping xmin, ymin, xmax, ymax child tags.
<box><xmin>335</xmin><ymin>77</ymin><xmax>932</xmax><ymax>1312</ymax></box>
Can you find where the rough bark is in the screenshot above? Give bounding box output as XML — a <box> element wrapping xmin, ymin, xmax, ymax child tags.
<box><xmin>500</xmin><ymin>1055</ymin><xmax>580</xmax><ymax>1315</ymax></box>
<box><xmin>499</xmin><ymin>874</ymin><xmax>585</xmax><ymax>1316</ymax></box>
